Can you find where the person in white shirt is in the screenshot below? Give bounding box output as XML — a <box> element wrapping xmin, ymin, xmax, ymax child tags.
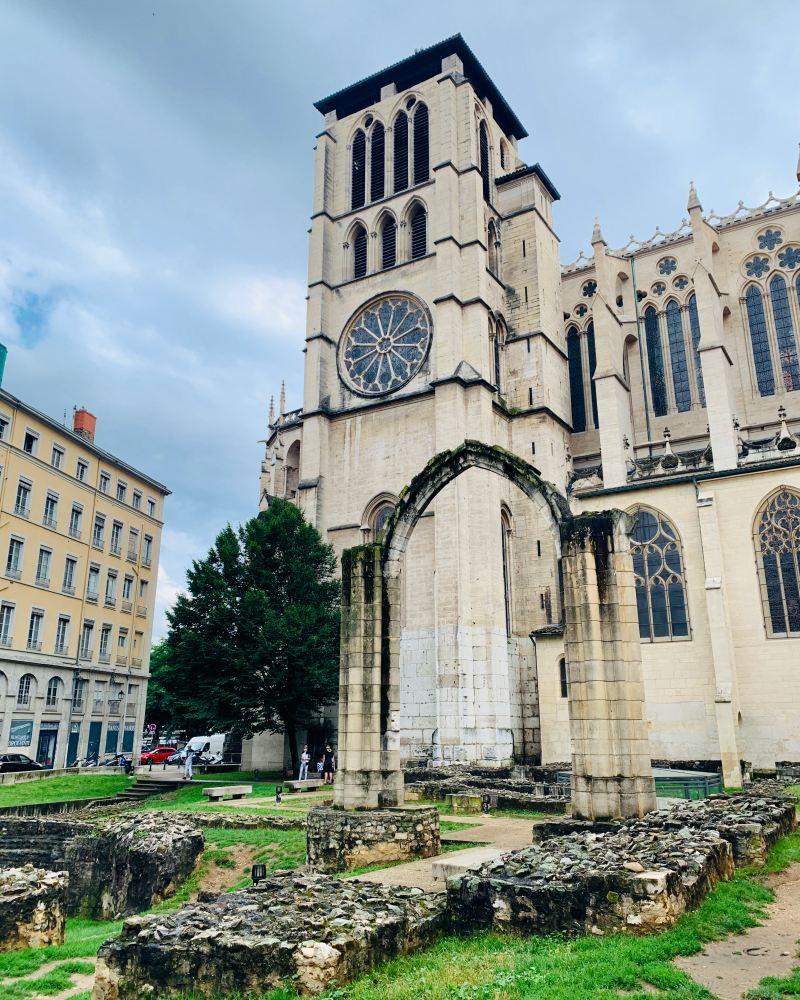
<box><xmin>299</xmin><ymin>745</ymin><xmax>311</xmax><ymax>781</ymax></box>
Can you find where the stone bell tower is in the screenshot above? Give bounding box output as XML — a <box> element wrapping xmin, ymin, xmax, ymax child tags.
<box><xmin>296</xmin><ymin>35</ymin><xmax>571</xmax><ymax>766</ymax></box>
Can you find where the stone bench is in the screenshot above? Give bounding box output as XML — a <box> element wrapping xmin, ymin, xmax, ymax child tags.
<box><xmin>284</xmin><ymin>779</ymin><xmax>325</xmax><ymax>792</ymax></box>
<box><xmin>202</xmin><ymin>784</ymin><xmax>253</xmax><ymax>802</ymax></box>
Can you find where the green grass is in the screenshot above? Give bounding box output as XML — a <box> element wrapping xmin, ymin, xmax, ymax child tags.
<box><xmin>0</xmin><ymin>774</ymin><xmax>132</xmax><ymax>807</ymax></box>
<box><xmin>423</xmin><ymin>799</ymin><xmax>551</xmax><ymax>821</ymax></box>
<box><xmin>0</xmin><ymin>917</ymin><xmax>122</xmax><ymax>981</ymax></box>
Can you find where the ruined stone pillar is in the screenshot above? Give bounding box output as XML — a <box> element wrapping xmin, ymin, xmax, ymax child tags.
<box><xmin>562</xmin><ymin>510</ymin><xmax>656</xmax><ymax>820</ymax></box>
<box><xmin>333</xmin><ymin>544</ymin><xmax>402</xmax><ymax>810</ymax></box>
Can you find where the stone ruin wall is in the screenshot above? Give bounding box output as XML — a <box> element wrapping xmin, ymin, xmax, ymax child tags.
<box><xmin>0</xmin><ymin>865</ymin><xmax>67</xmax><ymax>952</ymax></box>
<box><xmin>0</xmin><ymin>814</ymin><xmax>203</xmax><ymax>919</ymax></box>
<box><xmin>306</xmin><ymin>806</ymin><xmax>440</xmax><ymax>874</ymax></box>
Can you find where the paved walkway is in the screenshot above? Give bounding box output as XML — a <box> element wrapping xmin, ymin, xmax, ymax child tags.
<box><xmin>351</xmin><ymin>815</ymin><xmax>534</xmax><ymax>892</ymax></box>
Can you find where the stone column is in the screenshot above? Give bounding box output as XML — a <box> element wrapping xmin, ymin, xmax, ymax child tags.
<box><xmin>333</xmin><ymin>544</ymin><xmax>402</xmax><ymax>810</ymax></box>
<box><xmin>562</xmin><ymin>510</ymin><xmax>656</xmax><ymax>820</ymax></box>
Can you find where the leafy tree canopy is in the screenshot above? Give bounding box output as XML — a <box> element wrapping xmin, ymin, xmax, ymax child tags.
<box><xmin>163</xmin><ymin>500</ymin><xmax>340</xmax><ymax>771</ymax></box>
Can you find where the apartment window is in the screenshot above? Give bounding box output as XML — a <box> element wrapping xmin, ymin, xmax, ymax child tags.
<box><xmin>138</xmin><ymin>579</ymin><xmax>148</xmax><ymax>600</ymax></box>
<box><xmin>118</xmin><ymin>628</ymin><xmax>128</xmax><ymax>650</ymax></box>
<box><xmin>99</xmin><ymin>471</ymin><xmax>110</xmax><ymax>493</ymax></box>
<box><xmin>72</xmin><ymin>676</ymin><xmax>86</xmax><ymax>708</ymax></box>
<box><xmin>146</xmin><ymin>498</ymin><xmax>156</xmax><ymax>517</ymax></box>
<box><xmin>23</xmin><ymin>430</ymin><xmax>38</xmax><ymax>455</ymax></box>
<box><xmin>92</xmin><ymin>680</ymin><xmax>106</xmax><ymax>709</ymax></box>
<box><xmin>99</xmin><ymin>623</ymin><xmax>112</xmax><ymax>659</ymax></box>
<box><xmin>35</xmin><ymin>547</ymin><xmax>52</xmax><ymax>587</ymax></box>
<box><xmin>105</xmin><ymin>570</ymin><xmax>117</xmax><ymax>605</ymax></box>
<box><xmin>116</xmin><ymin>481</ymin><xmax>127</xmax><ymax>503</ymax></box>
<box><xmin>122</xmin><ymin>575</ymin><xmax>133</xmax><ymax>601</ymax></box>
<box><xmin>62</xmin><ymin>556</ymin><xmax>77</xmax><ymax>594</ymax></box>
<box><xmin>87</xmin><ymin>564</ymin><xmax>100</xmax><ymax>599</ymax></box>
<box><xmin>51</xmin><ymin>444</ymin><xmax>65</xmax><ymax>470</ymax></box>
<box><xmin>132</xmin><ymin>490</ymin><xmax>142</xmax><ymax>511</ymax></box>
<box><xmin>142</xmin><ymin>534</ymin><xmax>152</xmax><ymax>566</ymax></box>
<box><xmin>43</xmin><ymin>491</ymin><xmax>58</xmax><ymax>529</ymax></box>
<box><xmin>6</xmin><ymin>537</ymin><xmax>23</xmax><ymax>578</ymax></box>
<box><xmin>134</xmin><ymin>631</ymin><xmax>142</xmax><ymax>652</ymax></box>
<box><xmin>0</xmin><ymin>416</ymin><xmax>8</xmax><ymax>440</ymax></box>
<box><xmin>14</xmin><ymin>479</ymin><xmax>31</xmax><ymax>517</ymax></box>
<box><xmin>55</xmin><ymin>616</ymin><xmax>70</xmax><ymax>654</ymax></box>
<box><xmin>559</xmin><ymin>658</ymin><xmax>569</xmax><ymax>699</ymax></box>
<box><xmin>110</xmin><ymin>521</ymin><xmax>123</xmax><ymax>555</ymax></box>
<box><xmin>0</xmin><ymin>603</ymin><xmax>14</xmax><ymax>646</ymax></box>
<box><xmin>127</xmin><ymin>528</ymin><xmax>139</xmax><ymax>561</ymax></box>
<box><xmin>69</xmin><ymin>504</ymin><xmax>82</xmax><ymax>539</ymax></box>
<box><xmin>79</xmin><ymin>621</ymin><xmax>94</xmax><ymax>659</ymax></box>
<box><xmin>76</xmin><ymin>459</ymin><xmax>88</xmax><ymax>482</ymax></box>
<box><xmin>27</xmin><ymin>609</ymin><xmax>44</xmax><ymax>651</ymax></box>
<box><xmin>46</xmin><ymin>677</ymin><xmax>60</xmax><ymax>707</ymax></box>
<box><xmin>92</xmin><ymin>514</ymin><xmax>105</xmax><ymax>549</ymax></box>
<box><xmin>17</xmin><ymin>673</ymin><xmax>34</xmax><ymax>706</ymax></box>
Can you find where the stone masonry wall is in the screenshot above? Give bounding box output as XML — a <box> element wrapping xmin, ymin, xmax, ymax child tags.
<box><xmin>0</xmin><ymin>865</ymin><xmax>67</xmax><ymax>952</ymax></box>
<box><xmin>306</xmin><ymin>806</ymin><xmax>439</xmax><ymax>873</ymax></box>
<box><xmin>0</xmin><ymin>814</ymin><xmax>203</xmax><ymax>919</ymax></box>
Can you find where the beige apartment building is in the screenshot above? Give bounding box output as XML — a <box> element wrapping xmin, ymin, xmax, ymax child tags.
<box><xmin>0</xmin><ymin>388</ymin><xmax>168</xmax><ymax>767</ymax></box>
<box><xmin>258</xmin><ymin>35</ymin><xmax>800</xmax><ymax>781</ymax></box>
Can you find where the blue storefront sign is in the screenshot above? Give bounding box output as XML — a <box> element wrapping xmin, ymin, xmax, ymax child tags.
<box><xmin>9</xmin><ymin>719</ymin><xmax>33</xmax><ymax>747</ymax></box>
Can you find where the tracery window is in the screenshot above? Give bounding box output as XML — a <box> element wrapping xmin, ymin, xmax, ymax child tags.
<box><xmin>409</xmin><ymin>204</ymin><xmax>427</xmax><ymax>259</ymax></box>
<box><xmin>352</xmin><ymin>224</ymin><xmax>368</xmax><ymax>279</ymax></box>
<box><xmin>567</xmin><ymin>325</ymin><xmax>587</xmax><ymax>433</ymax></box>
<box><xmin>755</xmin><ymin>488</ymin><xmax>800</xmax><ymax>637</ymax></box>
<box><xmin>371</xmin><ymin>502</ymin><xmax>395</xmax><ymax>541</ymax></box>
<box><xmin>644</xmin><ymin>306</ymin><xmax>668</xmax><ymax>417</ymax></box>
<box><xmin>665</xmin><ymin>299</ymin><xmax>691</xmax><ymax>412</ymax></box>
<box><xmin>629</xmin><ymin>507</ymin><xmax>689</xmax><ymax>641</ymax></box>
<box><xmin>479</xmin><ymin>120</ymin><xmax>491</xmax><ymax>203</ymax></box>
<box><xmin>393</xmin><ymin>111</ymin><xmax>409</xmax><ymax>193</ymax></box>
<box><xmin>745</xmin><ymin>284</ymin><xmax>776</xmax><ymax>396</ymax></box>
<box><xmin>381</xmin><ymin>216</ymin><xmax>396</xmax><ymax>270</ymax></box>
<box><xmin>586</xmin><ymin>321</ymin><xmax>599</xmax><ymax>427</ymax></box>
<box><xmin>370</xmin><ymin>122</ymin><xmax>385</xmax><ymax>202</ymax></box>
<box><xmin>351</xmin><ymin>129</ymin><xmax>366</xmax><ymax>210</ymax></box>
<box><xmin>687</xmin><ymin>294</ymin><xmax>706</xmax><ymax>407</ymax></box>
<box><xmin>769</xmin><ymin>274</ymin><xmax>800</xmax><ymax>391</ymax></box>
<box><xmin>412</xmin><ymin>103</ymin><xmax>429</xmax><ymax>185</ymax></box>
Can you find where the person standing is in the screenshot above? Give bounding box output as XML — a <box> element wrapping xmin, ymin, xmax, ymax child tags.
<box><xmin>299</xmin><ymin>745</ymin><xmax>311</xmax><ymax>781</ymax></box>
<box><xmin>183</xmin><ymin>746</ymin><xmax>194</xmax><ymax>781</ymax></box>
<box><xmin>322</xmin><ymin>744</ymin><xmax>335</xmax><ymax>785</ymax></box>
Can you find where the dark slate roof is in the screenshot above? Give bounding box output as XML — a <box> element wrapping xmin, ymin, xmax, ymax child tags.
<box><xmin>314</xmin><ymin>34</ymin><xmax>528</xmax><ymax>140</ymax></box>
<box><xmin>495</xmin><ymin>163</ymin><xmax>561</xmax><ymax>202</ymax></box>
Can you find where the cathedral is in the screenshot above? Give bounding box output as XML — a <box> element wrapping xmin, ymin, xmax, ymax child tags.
<box><xmin>258</xmin><ymin>34</ymin><xmax>800</xmax><ymax>785</ymax></box>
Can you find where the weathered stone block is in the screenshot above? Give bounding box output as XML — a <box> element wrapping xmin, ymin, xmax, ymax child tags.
<box><xmin>0</xmin><ymin>865</ymin><xmax>67</xmax><ymax>951</ymax></box>
<box><xmin>306</xmin><ymin>806</ymin><xmax>439</xmax><ymax>873</ymax></box>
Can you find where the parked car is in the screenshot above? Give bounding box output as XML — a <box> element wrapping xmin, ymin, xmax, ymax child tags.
<box><xmin>139</xmin><ymin>744</ymin><xmax>177</xmax><ymax>766</ymax></box>
<box><xmin>0</xmin><ymin>753</ymin><xmax>45</xmax><ymax>773</ymax></box>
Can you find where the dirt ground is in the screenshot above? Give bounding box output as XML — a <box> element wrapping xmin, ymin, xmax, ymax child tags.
<box><xmin>675</xmin><ymin>862</ymin><xmax>800</xmax><ymax>999</ymax></box>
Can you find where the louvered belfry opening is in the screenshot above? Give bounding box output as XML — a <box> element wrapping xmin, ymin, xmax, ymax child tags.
<box><xmin>410</xmin><ymin>205</ymin><xmax>426</xmax><ymax>260</ymax></box>
<box><xmin>353</xmin><ymin>225</ymin><xmax>368</xmax><ymax>278</ymax></box>
<box><xmin>370</xmin><ymin>122</ymin><xmax>385</xmax><ymax>203</ymax></box>
<box><xmin>479</xmin><ymin>120</ymin><xmax>490</xmax><ymax>202</ymax></box>
<box><xmin>412</xmin><ymin>103</ymin><xmax>429</xmax><ymax>185</ymax></box>
<box><xmin>381</xmin><ymin>217</ymin><xmax>397</xmax><ymax>270</ymax></box>
<box><xmin>393</xmin><ymin>111</ymin><xmax>409</xmax><ymax>193</ymax></box>
<box><xmin>351</xmin><ymin>129</ymin><xmax>366</xmax><ymax>210</ymax></box>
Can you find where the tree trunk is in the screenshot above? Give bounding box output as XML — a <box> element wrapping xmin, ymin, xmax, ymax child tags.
<box><xmin>284</xmin><ymin>717</ymin><xmax>299</xmax><ymax>778</ymax></box>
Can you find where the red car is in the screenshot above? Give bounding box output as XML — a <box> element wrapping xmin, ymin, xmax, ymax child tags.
<box><xmin>140</xmin><ymin>745</ymin><xmax>177</xmax><ymax>766</ymax></box>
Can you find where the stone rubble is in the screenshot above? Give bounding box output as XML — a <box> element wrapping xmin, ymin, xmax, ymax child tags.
<box><xmin>306</xmin><ymin>806</ymin><xmax>440</xmax><ymax>873</ymax></box>
<box><xmin>92</xmin><ymin>872</ymin><xmax>447</xmax><ymax>999</ymax></box>
<box><xmin>0</xmin><ymin>813</ymin><xmax>203</xmax><ymax>919</ymax></box>
<box><xmin>0</xmin><ymin>864</ymin><xmax>67</xmax><ymax>951</ymax></box>
<box><xmin>404</xmin><ymin>765</ymin><xmax>569</xmax><ymax>814</ymax></box>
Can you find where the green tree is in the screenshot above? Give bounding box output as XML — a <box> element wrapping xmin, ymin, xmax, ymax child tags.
<box><xmin>164</xmin><ymin>500</ymin><xmax>340</xmax><ymax>774</ymax></box>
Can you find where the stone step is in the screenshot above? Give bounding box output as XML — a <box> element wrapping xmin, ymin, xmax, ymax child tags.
<box><xmin>431</xmin><ymin>847</ymin><xmax>506</xmax><ymax>882</ymax></box>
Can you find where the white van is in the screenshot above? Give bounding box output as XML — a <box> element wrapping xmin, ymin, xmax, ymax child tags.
<box><xmin>181</xmin><ymin>733</ymin><xmax>226</xmax><ymax>761</ymax></box>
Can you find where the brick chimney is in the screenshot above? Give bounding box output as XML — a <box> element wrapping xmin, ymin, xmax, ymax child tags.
<box><xmin>73</xmin><ymin>407</ymin><xmax>97</xmax><ymax>443</ymax></box>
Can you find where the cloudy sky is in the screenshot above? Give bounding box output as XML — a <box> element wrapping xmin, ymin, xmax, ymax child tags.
<box><xmin>1</xmin><ymin>0</ymin><xmax>797</xmax><ymax>637</ymax></box>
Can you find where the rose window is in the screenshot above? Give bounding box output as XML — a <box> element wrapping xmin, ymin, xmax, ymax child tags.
<box><xmin>339</xmin><ymin>292</ymin><xmax>432</xmax><ymax>396</ymax></box>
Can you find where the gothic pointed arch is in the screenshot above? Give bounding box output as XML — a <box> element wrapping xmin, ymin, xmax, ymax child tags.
<box><xmin>370</xmin><ymin>120</ymin><xmax>385</xmax><ymax>202</ymax></box>
<box><xmin>754</xmin><ymin>486</ymin><xmax>800</xmax><ymax>637</ymax></box>
<box><xmin>351</xmin><ymin>128</ymin><xmax>366</xmax><ymax>210</ymax></box>
<box><xmin>628</xmin><ymin>505</ymin><xmax>690</xmax><ymax>641</ymax></box>
<box><xmin>744</xmin><ymin>282</ymin><xmax>775</xmax><ymax>396</ymax></box>
<box><xmin>664</xmin><ymin>297</ymin><xmax>692</xmax><ymax>412</ymax></box>
<box><xmin>768</xmin><ymin>272</ymin><xmax>800</xmax><ymax>391</ymax></box>
<box><xmin>643</xmin><ymin>304</ymin><xmax>668</xmax><ymax>416</ymax></box>
<box><xmin>567</xmin><ymin>323</ymin><xmax>586</xmax><ymax>433</ymax></box>
<box><xmin>377</xmin><ymin>210</ymin><xmax>397</xmax><ymax>270</ymax></box>
<box><xmin>406</xmin><ymin>199</ymin><xmax>427</xmax><ymax>260</ymax></box>
<box><xmin>686</xmin><ymin>293</ymin><xmax>706</xmax><ymax>406</ymax></box>
<box><xmin>412</xmin><ymin>102</ymin><xmax>429</xmax><ymax>185</ymax></box>
<box><xmin>362</xmin><ymin>492</ymin><xmax>399</xmax><ymax>542</ymax></box>
<box><xmin>487</xmin><ymin>219</ymin><xmax>500</xmax><ymax>275</ymax></box>
<box><xmin>349</xmin><ymin>221</ymin><xmax>368</xmax><ymax>279</ymax></box>
<box><xmin>478</xmin><ymin>118</ymin><xmax>491</xmax><ymax>202</ymax></box>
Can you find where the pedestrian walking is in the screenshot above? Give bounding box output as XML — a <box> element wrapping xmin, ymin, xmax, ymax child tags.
<box><xmin>299</xmin><ymin>744</ymin><xmax>311</xmax><ymax>781</ymax></box>
<box><xmin>183</xmin><ymin>747</ymin><xmax>195</xmax><ymax>781</ymax></box>
<box><xmin>322</xmin><ymin>744</ymin><xmax>336</xmax><ymax>785</ymax></box>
